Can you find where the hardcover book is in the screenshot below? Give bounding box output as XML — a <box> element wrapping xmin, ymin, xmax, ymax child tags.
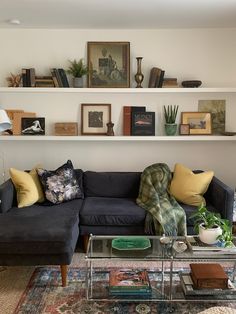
<box><xmin>131</xmin><ymin>111</ymin><xmax>155</xmax><ymax>136</ymax></box>
<box><xmin>186</xmin><ymin>236</ymin><xmax>236</xmax><ymax>254</ymax></box>
<box><xmin>123</xmin><ymin>106</ymin><xmax>146</xmax><ymax>136</ymax></box>
<box><xmin>109</xmin><ymin>269</ymin><xmax>151</xmax><ymax>292</ymax></box>
<box><xmin>148</xmin><ymin>67</ymin><xmax>162</xmax><ymax>88</ymax></box>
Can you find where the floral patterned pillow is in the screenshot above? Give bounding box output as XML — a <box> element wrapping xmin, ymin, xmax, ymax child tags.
<box><xmin>37</xmin><ymin>160</ymin><xmax>83</xmax><ymax>204</ymax></box>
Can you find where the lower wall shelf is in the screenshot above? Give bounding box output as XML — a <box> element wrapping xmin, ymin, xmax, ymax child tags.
<box><xmin>0</xmin><ymin>135</ymin><xmax>236</xmax><ymax>141</ymax></box>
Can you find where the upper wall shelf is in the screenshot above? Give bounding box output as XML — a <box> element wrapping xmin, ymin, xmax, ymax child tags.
<box><xmin>0</xmin><ymin>87</ymin><xmax>236</xmax><ymax>94</ymax></box>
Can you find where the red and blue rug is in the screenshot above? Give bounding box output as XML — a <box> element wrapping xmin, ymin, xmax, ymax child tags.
<box><xmin>14</xmin><ymin>267</ymin><xmax>236</xmax><ymax>314</ymax></box>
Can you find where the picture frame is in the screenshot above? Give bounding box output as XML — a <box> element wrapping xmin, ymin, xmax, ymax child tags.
<box><xmin>131</xmin><ymin>111</ymin><xmax>155</xmax><ymax>136</ymax></box>
<box><xmin>81</xmin><ymin>103</ymin><xmax>111</xmax><ymax>135</ymax></box>
<box><xmin>181</xmin><ymin>112</ymin><xmax>212</xmax><ymax>135</ymax></box>
<box><xmin>21</xmin><ymin>117</ymin><xmax>45</xmax><ymax>135</ymax></box>
<box><xmin>179</xmin><ymin>124</ymin><xmax>190</xmax><ymax>135</ymax></box>
<box><xmin>87</xmin><ymin>41</ymin><xmax>130</xmax><ymax>88</ymax></box>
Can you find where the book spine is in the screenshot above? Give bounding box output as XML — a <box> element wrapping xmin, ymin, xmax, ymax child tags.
<box><xmin>50</xmin><ymin>69</ymin><xmax>59</xmax><ymax>87</ymax></box>
<box><xmin>54</xmin><ymin>68</ymin><xmax>63</xmax><ymax>87</ymax></box>
<box><xmin>123</xmin><ymin>106</ymin><xmax>131</xmax><ymax>135</ymax></box>
<box><xmin>22</xmin><ymin>69</ymin><xmax>27</xmax><ymax>87</ymax></box>
<box><xmin>30</xmin><ymin>68</ymin><xmax>36</xmax><ymax>87</ymax></box>
<box><xmin>58</xmin><ymin>68</ymin><xmax>69</xmax><ymax>87</ymax></box>
<box><xmin>130</xmin><ymin>106</ymin><xmax>146</xmax><ymax>136</ymax></box>
<box><xmin>26</xmin><ymin>68</ymin><xmax>31</xmax><ymax>87</ymax></box>
<box><xmin>157</xmin><ymin>70</ymin><xmax>165</xmax><ymax>88</ymax></box>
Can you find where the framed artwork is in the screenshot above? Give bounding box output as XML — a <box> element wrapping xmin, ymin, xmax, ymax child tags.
<box><xmin>87</xmin><ymin>42</ymin><xmax>130</xmax><ymax>88</ymax></box>
<box><xmin>81</xmin><ymin>103</ymin><xmax>111</xmax><ymax>135</ymax></box>
<box><xmin>181</xmin><ymin>112</ymin><xmax>212</xmax><ymax>135</ymax></box>
<box><xmin>21</xmin><ymin>117</ymin><xmax>45</xmax><ymax>135</ymax></box>
<box><xmin>131</xmin><ymin>112</ymin><xmax>155</xmax><ymax>136</ymax></box>
<box><xmin>179</xmin><ymin>124</ymin><xmax>190</xmax><ymax>135</ymax></box>
<box><xmin>198</xmin><ymin>99</ymin><xmax>226</xmax><ymax>134</ymax></box>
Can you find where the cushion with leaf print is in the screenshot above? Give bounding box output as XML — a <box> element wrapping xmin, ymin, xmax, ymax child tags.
<box><xmin>37</xmin><ymin>160</ymin><xmax>83</xmax><ymax>204</ymax></box>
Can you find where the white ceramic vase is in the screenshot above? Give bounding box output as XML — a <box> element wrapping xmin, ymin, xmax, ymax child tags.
<box><xmin>199</xmin><ymin>223</ymin><xmax>222</xmax><ymax>244</ymax></box>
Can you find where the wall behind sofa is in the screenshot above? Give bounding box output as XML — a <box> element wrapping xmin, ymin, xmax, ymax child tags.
<box><xmin>0</xmin><ymin>28</ymin><xmax>236</xmax><ymax>188</ymax></box>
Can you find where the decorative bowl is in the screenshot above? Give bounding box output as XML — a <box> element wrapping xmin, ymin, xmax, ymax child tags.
<box><xmin>112</xmin><ymin>237</ymin><xmax>151</xmax><ymax>250</ymax></box>
<box><xmin>181</xmin><ymin>80</ymin><xmax>202</xmax><ymax>88</ymax></box>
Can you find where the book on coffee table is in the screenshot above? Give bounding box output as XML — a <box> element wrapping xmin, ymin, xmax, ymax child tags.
<box><xmin>186</xmin><ymin>236</ymin><xmax>236</xmax><ymax>254</ymax></box>
<box><xmin>109</xmin><ymin>269</ymin><xmax>152</xmax><ymax>295</ymax></box>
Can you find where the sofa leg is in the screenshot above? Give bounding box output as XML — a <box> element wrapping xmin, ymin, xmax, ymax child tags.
<box><xmin>60</xmin><ymin>265</ymin><xmax>68</xmax><ymax>287</ymax></box>
<box><xmin>83</xmin><ymin>235</ymin><xmax>89</xmax><ymax>252</ymax></box>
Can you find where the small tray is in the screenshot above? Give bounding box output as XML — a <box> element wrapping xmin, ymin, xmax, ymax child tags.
<box><xmin>112</xmin><ymin>237</ymin><xmax>151</xmax><ymax>250</ymax></box>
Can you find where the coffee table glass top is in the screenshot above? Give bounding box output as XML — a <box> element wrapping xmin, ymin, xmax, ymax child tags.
<box><xmin>85</xmin><ymin>235</ymin><xmax>236</xmax><ymax>261</ymax></box>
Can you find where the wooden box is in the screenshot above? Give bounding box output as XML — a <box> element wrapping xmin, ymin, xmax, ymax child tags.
<box><xmin>190</xmin><ymin>263</ymin><xmax>228</xmax><ymax>289</ymax></box>
<box><xmin>54</xmin><ymin>123</ymin><xmax>78</xmax><ymax>136</ymax></box>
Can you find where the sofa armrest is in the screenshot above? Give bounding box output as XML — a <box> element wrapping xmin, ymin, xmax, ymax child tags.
<box><xmin>205</xmin><ymin>176</ymin><xmax>234</xmax><ymax>222</ymax></box>
<box><xmin>0</xmin><ymin>179</ymin><xmax>16</xmax><ymax>213</ymax></box>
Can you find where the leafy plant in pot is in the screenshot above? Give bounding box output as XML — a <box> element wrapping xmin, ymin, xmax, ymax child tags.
<box><xmin>67</xmin><ymin>59</ymin><xmax>88</xmax><ymax>88</ymax></box>
<box><xmin>190</xmin><ymin>204</ymin><xmax>233</xmax><ymax>247</ymax></box>
<box><xmin>163</xmin><ymin>105</ymin><xmax>179</xmax><ymax>136</ymax></box>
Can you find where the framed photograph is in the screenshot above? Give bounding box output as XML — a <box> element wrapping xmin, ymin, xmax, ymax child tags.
<box><xmin>179</xmin><ymin>124</ymin><xmax>190</xmax><ymax>135</ymax></box>
<box><xmin>181</xmin><ymin>112</ymin><xmax>212</xmax><ymax>135</ymax></box>
<box><xmin>21</xmin><ymin>117</ymin><xmax>45</xmax><ymax>135</ymax></box>
<box><xmin>81</xmin><ymin>104</ymin><xmax>111</xmax><ymax>135</ymax></box>
<box><xmin>131</xmin><ymin>112</ymin><xmax>155</xmax><ymax>136</ymax></box>
<box><xmin>87</xmin><ymin>42</ymin><xmax>130</xmax><ymax>88</ymax></box>
<box><xmin>198</xmin><ymin>99</ymin><xmax>225</xmax><ymax>134</ymax></box>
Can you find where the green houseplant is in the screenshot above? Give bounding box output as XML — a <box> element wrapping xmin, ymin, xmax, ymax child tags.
<box><xmin>190</xmin><ymin>204</ymin><xmax>233</xmax><ymax>247</ymax></box>
<box><xmin>163</xmin><ymin>105</ymin><xmax>179</xmax><ymax>135</ymax></box>
<box><xmin>67</xmin><ymin>59</ymin><xmax>88</xmax><ymax>87</ymax></box>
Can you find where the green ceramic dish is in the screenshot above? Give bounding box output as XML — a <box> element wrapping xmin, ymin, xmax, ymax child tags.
<box><xmin>112</xmin><ymin>237</ymin><xmax>151</xmax><ymax>250</ymax></box>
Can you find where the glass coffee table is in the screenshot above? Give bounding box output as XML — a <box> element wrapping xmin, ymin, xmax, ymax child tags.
<box><xmin>85</xmin><ymin>234</ymin><xmax>236</xmax><ymax>302</ymax></box>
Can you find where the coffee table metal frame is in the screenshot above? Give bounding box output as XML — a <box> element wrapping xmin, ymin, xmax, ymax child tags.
<box><xmin>85</xmin><ymin>234</ymin><xmax>236</xmax><ymax>302</ymax></box>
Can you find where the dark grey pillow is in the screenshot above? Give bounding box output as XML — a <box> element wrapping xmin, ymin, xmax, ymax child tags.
<box><xmin>37</xmin><ymin>160</ymin><xmax>83</xmax><ymax>204</ymax></box>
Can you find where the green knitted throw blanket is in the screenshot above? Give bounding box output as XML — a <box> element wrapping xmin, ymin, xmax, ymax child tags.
<box><xmin>136</xmin><ymin>163</ymin><xmax>187</xmax><ymax>236</ymax></box>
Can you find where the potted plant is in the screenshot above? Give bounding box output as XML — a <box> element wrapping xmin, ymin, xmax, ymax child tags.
<box><xmin>190</xmin><ymin>204</ymin><xmax>233</xmax><ymax>247</ymax></box>
<box><xmin>163</xmin><ymin>105</ymin><xmax>179</xmax><ymax>135</ymax></box>
<box><xmin>67</xmin><ymin>59</ymin><xmax>88</xmax><ymax>88</ymax></box>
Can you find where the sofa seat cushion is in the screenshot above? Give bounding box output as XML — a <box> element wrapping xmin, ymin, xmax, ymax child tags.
<box><xmin>80</xmin><ymin>197</ymin><xmax>146</xmax><ymax>226</ymax></box>
<box><xmin>0</xmin><ymin>199</ymin><xmax>83</xmax><ymax>254</ymax></box>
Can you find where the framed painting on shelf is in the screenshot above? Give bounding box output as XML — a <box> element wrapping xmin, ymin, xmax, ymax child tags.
<box><xmin>181</xmin><ymin>112</ymin><xmax>212</xmax><ymax>135</ymax></box>
<box><xmin>21</xmin><ymin>117</ymin><xmax>45</xmax><ymax>135</ymax></box>
<box><xmin>87</xmin><ymin>42</ymin><xmax>130</xmax><ymax>88</ymax></box>
<box><xmin>81</xmin><ymin>103</ymin><xmax>111</xmax><ymax>135</ymax></box>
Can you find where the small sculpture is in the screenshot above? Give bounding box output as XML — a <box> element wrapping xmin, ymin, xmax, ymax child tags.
<box><xmin>106</xmin><ymin>121</ymin><xmax>114</xmax><ymax>136</ymax></box>
<box><xmin>6</xmin><ymin>73</ymin><xmax>21</xmax><ymax>87</ymax></box>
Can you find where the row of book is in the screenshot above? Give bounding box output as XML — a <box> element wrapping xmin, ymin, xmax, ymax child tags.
<box><xmin>123</xmin><ymin>106</ymin><xmax>155</xmax><ymax>136</ymax></box>
<box><xmin>148</xmin><ymin>66</ymin><xmax>178</xmax><ymax>88</ymax></box>
<box><xmin>109</xmin><ymin>269</ymin><xmax>152</xmax><ymax>296</ymax></box>
<box><xmin>22</xmin><ymin>68</ymin><xmax>69</xmax><ymax>87</ymax></box>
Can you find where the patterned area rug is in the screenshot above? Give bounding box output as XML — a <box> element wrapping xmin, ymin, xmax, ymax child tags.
<box><xmin>14</xmin><ymin>267</ymin><xmax>236</xmax><ymax>314</ymax></box>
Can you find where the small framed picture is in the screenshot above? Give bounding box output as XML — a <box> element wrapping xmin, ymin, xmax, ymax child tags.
<box><xmin>179</xmin><ymin>124</ymin><xmax>190</xmax><ymax>135</ymax></box>
<box><xmin>131</xmin><ymin>112</ymin><xmax>155</xmax><ymax>136</ymax></box>
<box><xmin>81</xmin><ymin>104</ymin><xmax>111</xmax><ymax>135</ymax></box>
<box><xmin>21</xmin><ymin>117</ymin><xmax>45</xmax><ymax>135</ymax></box>
<box><xmin>87</xmin><ymin>41</ymin><xmax>130</xmax><ymax>88</ymax></box>
<box><xmin>181</xmin><ymin>112</ymin><xmax>212</xmax><ymax>135</ymax></box>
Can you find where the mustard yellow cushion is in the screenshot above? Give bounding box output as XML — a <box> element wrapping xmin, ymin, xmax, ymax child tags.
<box><xmin>169</xmin><ymin>163</ymin><xmax>214</xmax><ymax>206</ymax></box>
<box><xmin>9</xmin><ymin>167</ymin><xmax>45</xmax><ymax>208</ymax></box>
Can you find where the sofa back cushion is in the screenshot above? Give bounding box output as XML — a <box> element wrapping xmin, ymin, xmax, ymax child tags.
<box><xmin>83</xmin><ymin>171</ymin><xmax>141</xmax><ymax>198</ymax></box>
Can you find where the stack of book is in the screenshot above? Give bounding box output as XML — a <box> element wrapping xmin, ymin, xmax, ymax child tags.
<box><xmin>109</xmin><ymin>269</ymin><xmax>152</xmax><ymax>296</ymax></box>
<box><xmin>21</xmin><ymin>68</ymin><xmax>69</xmax><ymax>87</ymax></box>
<box><xmin>148</xmin><ymin>67</ymin><xmax>165</xmax><ymax>88</ymax></box>
<box><xmin>123</xmin><ymin>106</ymin><xmax>155</xmax><ymax>136</ymax></box>
<box><xmin>186</xmin><ymin>236</ymin><xmax>236</xmax><ymax>254</ymax></box>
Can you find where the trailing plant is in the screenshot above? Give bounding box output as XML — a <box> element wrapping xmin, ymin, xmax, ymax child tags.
<box><xmin>67</xmin><ymin>59</ymin><xmax>88</xmax><ymax>78</ymax></box>
<box><xmin>190</xmin><ymin>204</ymin><xmax>233</xmax><ymax>247</ymax></box>
<box><xmin>163</xmin><ymin>105</ymin><xmax>179</xmax><ymax>124</ymax></box>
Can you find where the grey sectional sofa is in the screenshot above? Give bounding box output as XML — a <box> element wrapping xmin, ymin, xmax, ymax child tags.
<box><xmin>0</xmin><ymin>169</ymin><xmax>234</xmax><ymax>286</ymax></box>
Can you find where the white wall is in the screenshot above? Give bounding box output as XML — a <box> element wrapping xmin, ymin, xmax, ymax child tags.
<box><xmin>0</xmin><ymin>28</ymin><xmax>236</xmax><ymax>188</ymax></box>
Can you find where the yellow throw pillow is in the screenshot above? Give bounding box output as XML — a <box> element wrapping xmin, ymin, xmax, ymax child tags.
<box><xmin>169</xmin><ymin>163</ymin><xmax>214</xmax><ymax>206</ymax></box>
<box><xmin>9</xmin><ymin>167</ymin><xmax>45</xmax><ymax>208</ymax></box>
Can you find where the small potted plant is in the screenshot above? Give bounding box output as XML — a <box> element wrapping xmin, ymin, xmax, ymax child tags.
<box><xmin>190</xmin><ymin>204</ymin><xmax>233</xmax><ymax>247</ymax></box>
<box><xmin>67</xmin><ymin>59</ymin><xmax>88</xmax><ymax>88</ymax></box>
<box><xmin>163</xmin><ymin>105</ymin><xmax>179</xmax><ymax>136</ymax></box>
